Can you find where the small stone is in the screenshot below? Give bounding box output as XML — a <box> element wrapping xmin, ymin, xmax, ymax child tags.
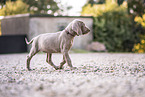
<box><xmin>36</xmin><ymin>84</ymin><xmax>44</xmax><ymax>91</ymax></box>
<box><xmin>40</xmin><ymin>78</ymin><xmax>44</xmax><ymax>81</ymax></box>
<box><xmin>94</xmin><ymin>69</ymin><xmax>98</xmax><ymax>72</ymax></box>
<box><xmin>86</xmin><ymin>42</ymin><xmax>107</xmax><ymax>52</ymax></box>
<box><xmin>82</xmin><ymin>70</ymin><xmax>87</xmax><ymax>73</ymax></box>
<box><xmin>8</xmin><ymin>78</ymin><xmax>16</xmax><ymax>83</ymax></box>
<box><xmin>65</xmin><ymin>69</ymin><xmax>70</xmax><ymax>72</ymax></box>
<box><xmin>105</xmin><ymin>70</ymin><xmax>109</xmax><ymax>73</ymax></box>
<box><xmin>82</xmin><ymin>66</ymin><xmax>87</xmax><ymax>69</ymax></box>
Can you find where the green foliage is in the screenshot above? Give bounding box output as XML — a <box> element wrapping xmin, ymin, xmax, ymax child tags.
<box><xmin>0</xmin><ymin>19</ymin><xmax>1</xmax><ymax>36</ymax></box>
<box><xmin>0</xmin><ymin>0</ymin><xmax>72</xmax><ymax>15</ymax></box>
<box><xmin>23</xmin><ymin>0</ymin><xmax>60</xmax><ymax>14</ymax></box>
<box><xmin>133</xmin><ymin>14</ymin><xmax>145</xmax><ymax>53</ymax></box>
<box><xmin>133</xmin><ymin>35</ymin><xmax>145</xmax><ymax>53</ymax></box>
<box><xmin>128</xmin><ymin>0</ymin><xmax>145</xmax><ymax>17</ymax></box>
<box><xmin>82</xmin><ymin>0</ymin><xmax>138</xmax><ymax>52</ymax></box>
<box><xmin>127</xmin><ymin>0</ymin><xmax>145</xmax><ymax>53</ymax></box>
<box><xmin>0</xmin><ymin>0</ymin><xmax>16</xmax><ymax>8</ymax></box>
<box><xmin>135</xmin><ymin>14</ymin><xmax>145</xmax><ymax>28</ymax></box>
<box><xmin>86</xmin><ymin>0</ymin><xmax>105</xmax><ymax>5</ymax></box>
<box><xmin>71</xmin><ymin>49</ymin><xmax>92</xmax><ymax>53</ymax></box>
<box><xmin>85</xmin><ymin>0</ymin><xmax>125</xmax><ymax>6</ymax></box>
<box><xmin>0</xmin><ymin>0</ymin><xmax>29</xmax><ymax>16</ymax></box>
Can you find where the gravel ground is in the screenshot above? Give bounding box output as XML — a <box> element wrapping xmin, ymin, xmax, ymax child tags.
<box><xmin>0</xmin><ymin>53</ymin><xmax>145</xmax><ymax>97</ymax></box>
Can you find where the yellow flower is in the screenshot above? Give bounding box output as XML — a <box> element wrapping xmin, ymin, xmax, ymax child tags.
<box><xmin>141</xmin><ymin>45</ymin><xmax>144</xmax><ymax>49</ymax></box>
<box><xmin>135</xmin><ymin>44</ymin><xmax>140</xmax><ymax>50</ymax></box>
<box><xmin>141</xmin><ymin>22</ymin><xmax>145</xmax><ymax>28</ymax></box>
<box><xmin>138</xmin><ymin>49</ymin><xmax>144</xmax><ymax>53</ymax></box>
<box><xmin>141</xmin><ymin>40</ymin><xmax>145</xmax><ymax>44</ymax></box>
<box><xmin>134</xmin><ymin>16</ymin><xmax>142</xmax><ymax>23</ymax></box>
<box><xmin>143</xmin><ymin>14</ymin><xmax>145</xmax><ymax>21</ymax></box>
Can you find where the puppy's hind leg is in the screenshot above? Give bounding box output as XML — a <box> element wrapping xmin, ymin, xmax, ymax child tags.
<box><xmin>27</xmin><ymin>47</ymin><xmax>39</xmax><ymax>71</ymax></box>
<box><xmin>46</xmin><ymin>53</ymin><xmax>59</xmax><ymax>70</ymax></box>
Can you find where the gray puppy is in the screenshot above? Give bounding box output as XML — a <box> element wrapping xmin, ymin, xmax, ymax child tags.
<box><xmin>25</xmin><ymin>19</ymin><xmax>90</xmax><ymax>71</ymax></box>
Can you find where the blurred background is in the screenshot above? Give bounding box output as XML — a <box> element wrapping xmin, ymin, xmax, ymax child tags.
<box><xmin>0</xmin><ymin>0</ymin><xmax>145</xmax><ymax>53</ymax></box>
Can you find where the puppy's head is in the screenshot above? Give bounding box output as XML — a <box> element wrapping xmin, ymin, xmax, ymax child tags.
<box><xmin>72</xmin><ymin>19</ymin><xmax>90</xmax><ymax>36</ymax></box>
<box><xmin>65</xmin><ymin>19</ymin><xmax>90</xmax><ymax>36</ymax></box>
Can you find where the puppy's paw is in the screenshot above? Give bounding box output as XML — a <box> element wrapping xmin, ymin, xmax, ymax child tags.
<box><xmin>70</xmin><ymin>67</ymin><xmax>78</xmax><ymax>70</ymax></box>
<box><xmin>58</xmin><ymin>66</ymin><xmax>64</xmax><ymax>70</ymax></box>
<box><xmin>54</xmin><ymin>66</ymin><xmax>60</xmax><ymax>70</ymax></box>
<box><xmin>27</xmin><ymin>68</ymin><xmax>33</xmax><ymax>71</ymax></box>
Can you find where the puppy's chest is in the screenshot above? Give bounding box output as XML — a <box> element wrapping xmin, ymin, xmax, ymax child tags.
<box><xmin>66</xmin><ymin>39</ymin><xmax>74</xmax><ymax>49</ymax></box>
<box><xmin>70</xmin><ymin>39</ymin><xmax>73</xmax><ymax>45</ymax></box>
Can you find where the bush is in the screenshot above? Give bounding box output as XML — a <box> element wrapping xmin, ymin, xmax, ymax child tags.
<box><xmin>132</xmin><ymin>14</ymin><xmax>145</xmax><ymax>53</ymax></box>
<box><xmin>82</xmin><ymin>0</ymin><xmax>138</xmax><ymax>52</ymax></box>
<box><xmin>133</xmin><ymin>35</ymin><xmax>145</xmax><ymax>53</ymax></box>
<box><xmin>0</xmin><ymin>0</ymin><xmax>29</xmax><ymax>16</ymax></box>
<box><xmin>0</xmin><ymin>19</ymin><xmax>1</xmax><ymax>36</ymax></box>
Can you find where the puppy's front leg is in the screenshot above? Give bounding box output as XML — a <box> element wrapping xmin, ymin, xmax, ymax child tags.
<box><xmin>46</xmin><ymin>53</ymin><xmax>59</xmax><ymax>70</ymax></box>
<box><xmin>63</xmin><ymin>52</ymin><xmax>76</xmax><ymax>70</ymax></box>
<box><xmin>59</xmin><ymin>55</ymin><xmax>66</xmax><ymax>69</ymax></box>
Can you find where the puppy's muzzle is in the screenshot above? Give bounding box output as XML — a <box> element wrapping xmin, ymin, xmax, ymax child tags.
<box><xmin>83</xmin><ymin>27</ymin><xmax>90</xmax><ymax>35</ymax></box>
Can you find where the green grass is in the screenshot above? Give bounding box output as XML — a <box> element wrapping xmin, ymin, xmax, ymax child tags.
<box><xmin>70</xmin><ymin>49</ymin><xmax>92</xmax><ymax>53</ymax></box>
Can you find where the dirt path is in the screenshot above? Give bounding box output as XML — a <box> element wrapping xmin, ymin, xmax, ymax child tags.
<box><xmin>0</xmin><ymin>53</ymin><xmax>145</xmax><ymax>97</ymax></box>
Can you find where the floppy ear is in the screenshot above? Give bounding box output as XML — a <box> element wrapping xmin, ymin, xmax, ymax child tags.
<box><xmin>72</xmin><ymin>20</ymin><xmax>83</xmax><ymax>35</ymax></box>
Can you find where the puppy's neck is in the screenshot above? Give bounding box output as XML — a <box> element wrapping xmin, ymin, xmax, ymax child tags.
<box><xmin>64</xmin><ymin>30</ymin><xmax>76</xmax><ymax>37</ymax></box>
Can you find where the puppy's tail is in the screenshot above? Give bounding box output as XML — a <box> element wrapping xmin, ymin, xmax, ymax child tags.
<box><xmin>25</xmin><ymin>38</ymin><xmax>33</xmax><ymax>45</ymax></box>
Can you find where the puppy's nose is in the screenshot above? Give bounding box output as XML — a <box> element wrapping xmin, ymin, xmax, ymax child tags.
<box><xmin>87</xmin><ymin>28</ymin><xmax>90</xmax><ymax>32</ymax></box>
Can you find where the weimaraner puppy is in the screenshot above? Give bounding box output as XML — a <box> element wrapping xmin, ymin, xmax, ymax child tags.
<box><xmin>25</xmin><ymin>19</ymin><xmax>90</xmax><ymax>71</ymax></box>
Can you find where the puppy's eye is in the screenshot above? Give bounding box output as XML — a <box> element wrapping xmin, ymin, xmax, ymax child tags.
<box><xmin>82</xmin><ymin>23</ymin><xmax>85</xmax><ymax>26</ymax></box>
<box><xmin>82</xmin><ymin>23</ymin><xmax>85</xmax><ymax>27</ymax></box>
<box><xmin>81</xmin><ymin>25</ymin><xmax>84</xmax><ymax>31</ymax></box>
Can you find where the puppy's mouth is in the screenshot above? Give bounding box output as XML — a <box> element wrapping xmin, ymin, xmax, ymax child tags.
<box><xmin>83</xmin><ymin>28</ymin><xmax>90</xmax><ymax>35</ymax></box>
